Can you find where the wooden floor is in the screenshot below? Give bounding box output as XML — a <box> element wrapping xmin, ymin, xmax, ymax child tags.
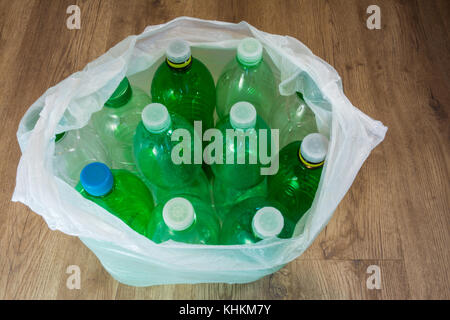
<box><xmin>0</xmin><ymin>0</ymin><xmax>448</xmax><ymax>300</ymax></box>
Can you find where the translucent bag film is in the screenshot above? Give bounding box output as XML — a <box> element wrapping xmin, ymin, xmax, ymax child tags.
<box><xmin>13</xmin><ymin>17</ymin><xmax>387</xmax><ymax>286</ymax></box>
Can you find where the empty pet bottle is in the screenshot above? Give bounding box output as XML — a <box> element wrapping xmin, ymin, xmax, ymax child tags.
<box><xmin>220</xmin><ymin>197</ymin><xmax>295</xmax><ymax>245</ymax></box>
<box><xmin>76</xmin><ymin>162</ymin><xmax>155</xmax><ymax>235</ymax></box>
<box><xmin>267</xmin><ymin>133</ymin><xmax>329</xmax><ymax>224</ymax></box>
<box><xmin>53</xmin><ymin>125</ymin><xmax>110</xmax><ymax>187</ymax></box>
<box><xmin>151</xmin><ymin>39</ymin><xmax>216</xmax><ymax>131</ymax></box>
<box><xmin>133</xmin><ymin>103</ymin><xmax>201</xmax><ymax>189</ymax></box>
<box><xmin>146</xmin><ymin>196</ymin><xmax>220</xmax><ymax>245</ymax></box>
<box><xmin>210</xmin><ymin>101</ymin><xmax>271</xmax><ymax>190</ymax></box>
<box><xmin>215</xmin><ymin>37</ymin><xmax>278</xmax><ymax>123</ymax></box>
<box><xmin>91</xmin><ymin>77</ymin><xmax>151</xmax><ymax>173</ymax></box>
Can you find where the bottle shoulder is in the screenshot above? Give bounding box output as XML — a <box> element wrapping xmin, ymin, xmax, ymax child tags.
<box><xmin>269</xmin><ymin>140</ymin><xmax>324</xmax><ymax>197</ymax></box>
<box><xmin>191</xmin><ymin>57</ymin><xmax>215</xmax><ymax>79</ymax></box>
<box><xmin>128</xmin><ymin>86</ymin><xmax>151</xmax><ymax>107</ymax></box>
<box><xmin>107</xmin><ymin>170</ymin><xmax>154</xmax><ymax>208</ymax></box>
<box><xmin>133</xmin><ymin>122</ymin><xmax>171</xmax><ymax>150</ymax></box>
<box><xmin>274</xmin><ymin>145</ymin><xmax>302</xmax><ymax>179</ymax></box>
<box><xmin>98</xmin><ymin>98</ymin><xmax>147</xmax><ymax>117</ymax></box>
<box><xmin>54</xmin><ymin>129</ymin><xmax>81</xmax><ymax>152</ymax></box>
<box><xmin>218</xmin><ymin>58</ymin><xmax>276</xmax><ymax>84</ymax></box>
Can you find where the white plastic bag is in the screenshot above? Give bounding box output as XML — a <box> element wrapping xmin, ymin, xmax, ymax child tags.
<box><xmin>13</xmin><ymin>17</ymin><xmax>387</xmax><ymax>286</ymax></box>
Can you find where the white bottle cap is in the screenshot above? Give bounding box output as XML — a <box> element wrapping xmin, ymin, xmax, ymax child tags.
<box><xmin>237</xmin><ymin>38</ymin><xmax>263</xmax><ymax>66</ymax></box>
<box><xmin>300</xmin><ymin>133</ymin><xmax>329</xmax><ymax>164</ymax></box>
<box><xmin>252</xmin><ymin>207</ymin><xmax>284</xmax><ymax>239</ymax></box>
<box><xmin>142</xmin><ymin>103</ymin><xmax>171</xmax><ymax>133</ymax></box>
<box><xmin>162</xmin><ymin>197</ymin><xmax>195</xmax><ymax>231</ymax></box>
<box><xmin>230</xmin><ymin>101</ymin><xmax>257</xmax><ymax>129</ymax></box>
<box><xmin>166</xmin><ymin>39</ymin><xmax>191</xmax><ymax>64</ymax></box>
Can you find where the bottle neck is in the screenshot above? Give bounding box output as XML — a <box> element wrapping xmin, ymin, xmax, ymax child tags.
<box><xmin>168</xmin><ymin>218</ymin><xmax>196</xmax><ymax>232</ymax></box>
<box><xmin>145</xmin><ymin>126</ymin><xmax>171</xmax><ymax>135</ymax></box>
<box><xmin>230</xmin><ymin>122</ymin><xmax>256</xmax><ymax>131</ymax></box>
<box><xmin>298</xmin><ymin>146</ymin><xmax>325</xmax><ymax>169</ymax></box>
<box><xmin>166</xmin><ymin>55</ymin><xmax>193</xmax><ymax>71</ymax></box>
<box><xmin>236</xmin><ymin>55</ymin><xmax>262</xmax><ymax>69</ymax></box>
<box><xmin>143</xmin><ymin>120</ymin><xmax>172</xmax><ymax>135</ymax></box>
<box><xmin>87</xmin><ymin>185</ymin><xmax>114</xmax><ymax>198</ymax></box>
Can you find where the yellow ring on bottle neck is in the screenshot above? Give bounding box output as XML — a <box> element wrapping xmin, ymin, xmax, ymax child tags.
<box><xmin>298</xmin><ymin>148</ymin><xmax>325</xmax><ymax>169</ymax></box>
<box><xmin>166</xmin><ymin>56</ymin><xmax>192</xmax><ymax>69</ymax></box>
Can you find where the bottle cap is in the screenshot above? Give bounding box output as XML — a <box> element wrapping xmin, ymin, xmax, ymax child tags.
<box><xmin>166</xmin><ymin>39</ymin><xmax>191</xmax><ymax>64</ymax></box>
<box><xmin>300</xmin><ymin>133</ymin><xmax>329</xmax><ymax>164</ymax></box>
<box><xmin>252</xmin><ymin>207</ymin><xmax>284</xmax><ymax>239</ymax></box>
<box><xmin>55</xmin><ymin>131</ymin><xmax>67</xmax><ymax>143</ymax></box>
<box><xmin>162</xmin><ymin>197</ymin><xmax>195</xmax><ymax>231</ymax></box>
<box><xmin>105</xmin><ymin>77</ymin><xmax>132</xmax><ymax>108</ymax></box>
<box><xmin>80</xmin><ymin>162</ymin><xmax>114</xmax><ymax>197</ymax></box>
<box><xmin>237</xmin><ymin>38</ymin><xmax>263</xmax><ymax>66</ymax></box>
<box><xmin>230</xmin><ymin>101</ymin><xmax>257</xmax><ymax>129</ymax></box>
<box><xmin>141</xmin><ymin>103</ymin><xmax>171</xmax><ymax>133</ymax></box>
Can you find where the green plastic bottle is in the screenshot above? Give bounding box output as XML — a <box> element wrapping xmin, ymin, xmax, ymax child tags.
<box><xmin>91</xmin><ymin>77</ymin><xmax>151</xmax><ymax>173</ymax></box>
<box><xmin>215</xmin><ymin>37</ymin><xmax>278</xmax><ymax>123</ymax></box>
<box><xmin>76</xmin><ymin>162</ymin><xmax>155</xmax><ymax>235</ymax></box>
<box><xmin>53</xmin><ymin>125</ymin><xmax>110</xmax><ymax>187</ymax></box>
<box><xmin>210</xmin><ymin>101</ymin><xmax>271</xmax><ymax>190</ymax></box>
<box><xmin>267</xmin><ymin>133</ymin><xmax>329</xmax><ymax>224</ymax></box>
<box><xmin>213</xmin><ymin>177</ymin><xmax>267</xmax><ymax>221</ymax></box>
<box><xmin>270</xmin><ymin>92</ymin><xmax>318</xmax><ymax>147</ymax></box>
<box><xmin>146</xmin><ymin>196</ymin><xmax>220</xmax><ymax>244</ymax></box>
<box><xmin>133</xmin><ymin>103</ymin><xmax>201</xmax><ymax>189</ymax></box>
<box><xmin>220</xmin><ymin>197</ymin><xmax>295</xmax><ymax>245</ymax></box>
<box><xmin>151</xmin><ymin>39</ymin><xmax>216</xmax><ymax>131</ymax></box>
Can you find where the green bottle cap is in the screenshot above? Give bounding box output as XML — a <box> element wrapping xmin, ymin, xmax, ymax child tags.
<box><xmin>105</xmin><ymin>77</ymin><xmax>132</xmax><ymax>108</ymax></box>
<box><xmin>55</xmin><ymin>131</ymin><xmax>67</xmax><ymax>143</ymax></box>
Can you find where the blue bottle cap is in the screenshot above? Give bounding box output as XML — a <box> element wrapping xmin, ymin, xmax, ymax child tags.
<box><xmin>80</xmin><ymin>162</ymin><xmax>114</xmax><ymax>197</ymax></box>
